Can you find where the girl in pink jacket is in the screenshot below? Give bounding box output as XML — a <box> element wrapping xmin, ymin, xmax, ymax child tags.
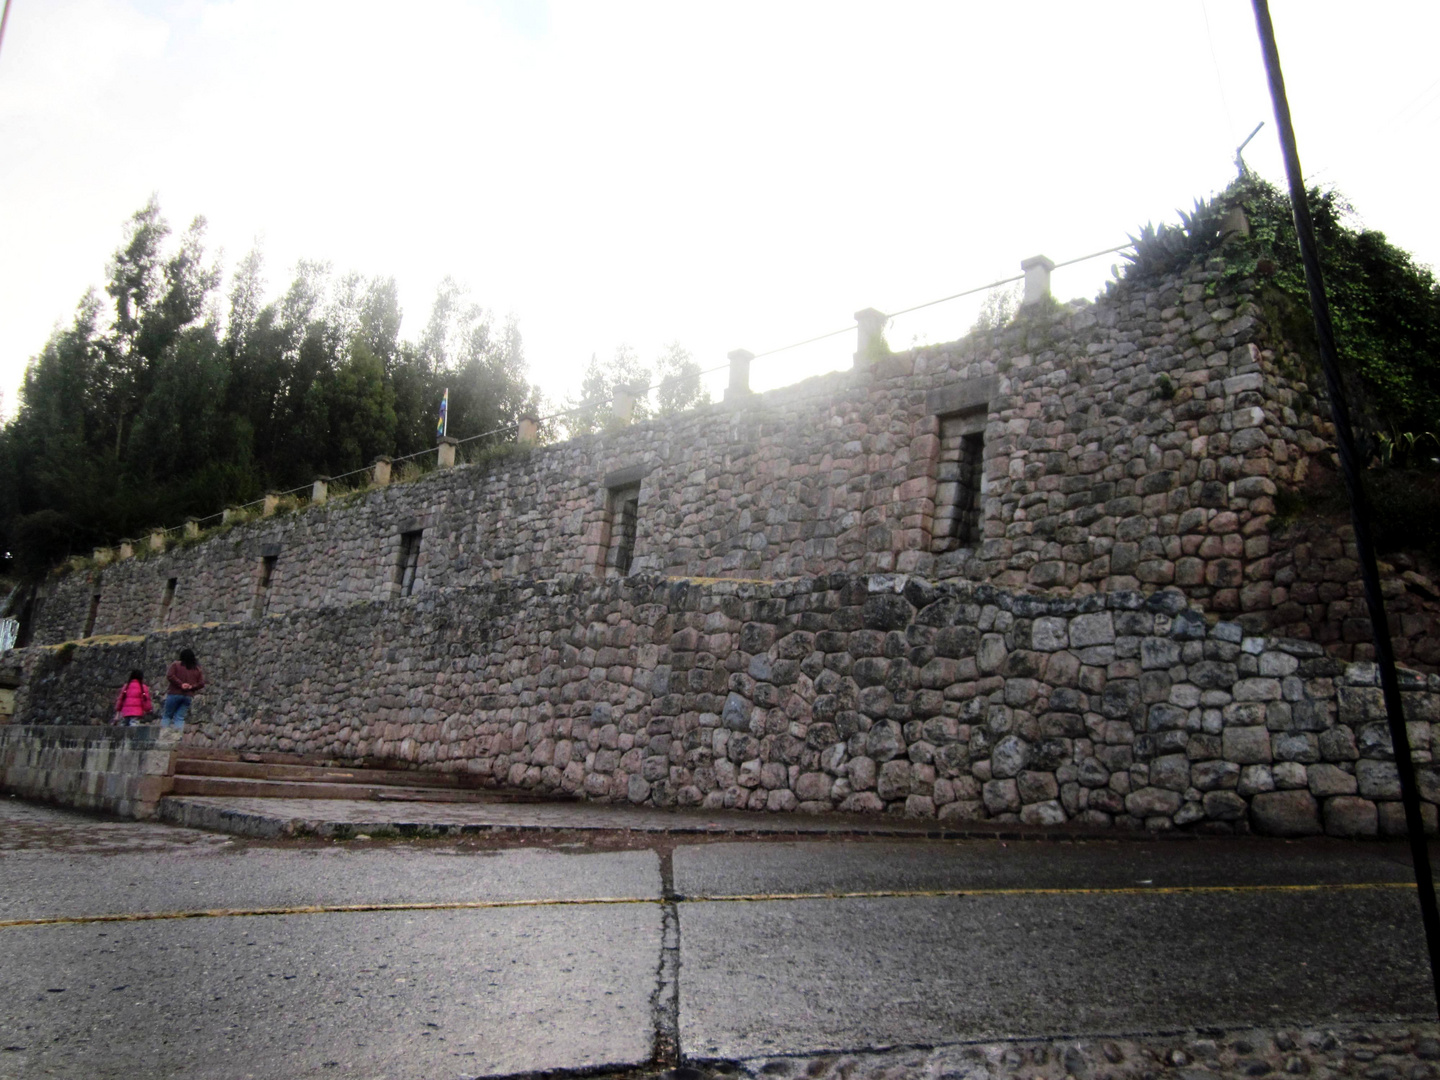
<box><xmin>113</xmin><ymin>670</ymin><xmax>153</xmax><ymax>726</ymax></box>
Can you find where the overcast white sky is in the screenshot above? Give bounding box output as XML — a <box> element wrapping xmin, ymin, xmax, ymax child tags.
<box><xmin>2</xmin><ymin>1</ymin><xmax>1438</xmax><ymax>419</ymax></box>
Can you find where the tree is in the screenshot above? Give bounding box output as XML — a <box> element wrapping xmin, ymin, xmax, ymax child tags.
<box><xmin>563</xmin><ymin>346</ymin><xmax>651</xmax><ymax>436</ymax></box>
<box><xmin>654</xmin><ymin>341</ymin><xmax>710</xmax><ymax>417</ymax></box>
<box><xmin>0</xmin><ymin>198</ymin><xmax>543</xmax><ymax>575</ymax></box>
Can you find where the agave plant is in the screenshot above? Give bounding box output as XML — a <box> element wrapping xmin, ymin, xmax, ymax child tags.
<box><xmin>1123</xmin><ymin>196</ymin><xmax>1230</xmax><ymax>278</ymax></box>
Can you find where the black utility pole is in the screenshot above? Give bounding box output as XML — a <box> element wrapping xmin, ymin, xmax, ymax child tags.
<box><xmin>1251</xmin><ymin>0</ymin><xmax>1440</xmax><ymax>1018</ymax></box>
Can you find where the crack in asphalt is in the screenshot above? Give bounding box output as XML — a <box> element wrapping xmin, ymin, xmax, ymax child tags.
<box><xmin>651</xmin><ymin>847</ymin><xmax>682</xmax><ymax>1068</ymax></box>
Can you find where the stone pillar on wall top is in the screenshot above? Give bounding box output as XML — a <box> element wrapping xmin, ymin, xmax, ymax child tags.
<box><xmin>437</xmin><ymin>437</ymin><xmax>459</xmax><ymax>469</ymax></box>
<box><xmin>93</xmin><ymin>547</ymin><xmax>114</xmax><ymax>565</ymax></box>
<box><xmin>1020</xmin><ymin>255</ymin><xmax>1055</xmax><ymax>307</ymax></box>
<box><xmin>517</xmin><ymin>415</ymin><xmax>539</xmax><ymax>443</ymax></box>
<box><xmin>149</xmin><ymin>530</ymin><xmax>166</xmax><ymax>552</ymax></box>
<box><xmin>853</xmin><ymin>308</ymin><xmax>888</xmax><ymax>368</ymax></box>
<box><xmin>371</xmin><ymin>456</ymin><xmax>393</xmax><ymax>487</ymax></box>
<box><xmin>311</xmin><ymin>478</ymin><xmax>329</xmax><ymax>505</ymax></box>
<box><xmin>262</xmin><ymin>493</ymin><xmax>280</xmax><ymax>517</ymax></box>
<box><xmin>725</xmin><ymin>349</ymin><xmax>754</xmax><ymax>402</ymax></box>
<box><xmin>118</xmin><ymin>539</ymin><xmax>135</xmax><ymax>561</ymax></box>
<box><xmin>184</xmin><ymin>518</ymin><xmax>201</xmax><ymax>539</ymax></box>
<box><xmin>612</xmin><ymin>383</ymin><xmax>643</xmax><ymax>426</ymax></box>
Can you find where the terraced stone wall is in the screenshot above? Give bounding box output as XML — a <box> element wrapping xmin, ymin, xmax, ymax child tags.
<box><xmin>7</xmin><ymin>573</ymin><xmax>1437</xmax><ymax>837</ymax></box>
<box><xmin>28</xmin><ymin>253</ymin><xmax>1438</xmax><ymax>668</ymax></box>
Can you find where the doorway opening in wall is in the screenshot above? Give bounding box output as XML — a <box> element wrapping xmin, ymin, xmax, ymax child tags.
<box><xmin>932</xmin><ymin>411</ymin><xmax>986</xmax><ymax>552</ymax></box>
<box><xmin>82</xmin><ymin>592</ymin><xmax>100</xmax><ymax>638</ymax></box>
<box><xmin>397</xmin><ymin>530</ymin><xmax>422</xmax><ymax>597</ymax></box>
<box><xmin>252</xmin><ymin>555</ymin><xmax>277</xmax><ymax>617</ymax></box>
<box><xmin>604</xmin><ymin>484</ymin><xmax>641</xmax><ymax>577</ymax></box>
<box><xmin>159</xmin><ymin>578</ymin><xmax>177</xmax><ymax>627</ymax></box>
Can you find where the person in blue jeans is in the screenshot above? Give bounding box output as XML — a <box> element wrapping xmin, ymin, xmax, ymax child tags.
<box><xmin>161</xmin><ymin>648</ymin><xmax>206</xmax><ymax>729</ymax></box>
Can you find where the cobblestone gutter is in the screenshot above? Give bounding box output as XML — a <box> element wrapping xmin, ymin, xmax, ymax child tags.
<box><xmin>720</xmin><ymin>1023</ymin><xmax>1440</xmax><ymax>1080</ymax></box>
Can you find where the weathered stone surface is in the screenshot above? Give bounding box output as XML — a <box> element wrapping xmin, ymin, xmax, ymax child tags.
<box><xmin>1323</xmin><ymin>795</ymin><xmax>1378</xmax><ymax>838</ymax></box>
<box><xmin>1250</xmin><ymin>790</ymin><xmax>1322</xmax><ymax>837</ymax></box>
<box><xmin>1357</xmin><ymin>759</ymin><xmax>1401</xmax><ymax>801</ymax></box>
<box><xmin>1223</xmin><ymin>726</ymin><xmax>1272</xmax><ymax>765</ymax></box>
<box><xmin>1125</xmin><ymin>786</ymin><xmax>1182</xmax><ymax>817</ymax></box>
<box><xmin>1307</xmin><ymin>763</ymin><xmax>1358</xmax><ymax>797</ymax></box>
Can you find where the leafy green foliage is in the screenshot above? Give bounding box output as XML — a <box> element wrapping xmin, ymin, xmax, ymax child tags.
<box><xmin>0</xmin><ymin>200</ymin><xmax>543</xmax><ymax>576</ymax></box>
<box><xmin>1122</xmin><ymin>197</ymin><xmax>1228</xmax><ymax>278</ymax></box>
<box><xmin>1124</xmin><ymin>175</ymin><xmax>1440</xmax><ymax>438</ymax></box>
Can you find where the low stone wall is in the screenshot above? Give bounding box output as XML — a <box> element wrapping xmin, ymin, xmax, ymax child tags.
<box><xmin>0</xmin><ymin>725</ymin><xmax>179</xmax><ymax>819</ymax></box>
<box><xmin>7</xmin><ymin>573</ymin><xmax>1438</xmax><ymax>837</ymax></box>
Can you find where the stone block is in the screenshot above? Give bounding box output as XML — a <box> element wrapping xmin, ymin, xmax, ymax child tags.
<box><xmin>1069</xmin><ymin>612</ymin><xmax>1116</xmax><ymax>647</ymax></box>
<box><xmin>1019</xmin><ymin>800</ymin><xmax>1067</xmax><ymax>826</ymax></box>
<box><xmin>1032</xmin><ymin>617</ymin><xmax>1069</xmax><ymax>652</ymax></box>
<box><xmin>1203</xmin><ymin>790</ymin><xmax>1247</xmax><ymax>820</ymax></box>
<box><xmin>1150</xmin><ymin>753</ymin><xmax>1191</xmax><ymax>792</ymax></box>
<box><xmin>1237</xmin><ymin>764</ymin><xmax>1275</xmax><ymax>796</ymax></box>
<box><xmin>1356</xmin><ymin>759</ymin><xmax>1400</xmax><ymax>800</ymax></box>
<box><xmin>1323</xmin><ymin>796</ymin><xmax>1378</xmax><ymax>838</ymax></box>
<box><xmin>1017</xmin><ymin>770</ymin><xmax>1058</xmax><ymax>804</ymax></box>
<box><xmin>991</xmin><ymin>735</ymin><xmax>1030</xmax><ymax>778</ymax></box>
<box><xmin>1379</xmin><ymin>800</ymin><xmax>1439</xmax><ymax>837</ymax></box>
<box><xmin>1191</xmin><ymin>759</ymin><xmax>1240</xmax><ymax>791</ymax></box>
<box><xmin>1249</xmin><ymin>790</ymin><xmax>1322</xmax><ymax>836</ymax></box>
<box><xmin>1307</xmin><ymin>763</ymin><xmax>1358</xmax><ymax>797</ymax></box>
<box><xmin>1125</xmin><ymin>786</ymin><xmax>1182</xmax><ymax>817</ymax></box>
<box><xmin>1222</xmin><ymin>725</ymin><xmax>1272</xmax><ymax>764</ymax></box>
<box><xmin>877</xmin><ymin>759</ymin><xmax>913</xmax><ymax>800</ymax></box>
<box><xmin>983</xmin><ymin>778</ymin><xmax>1020</xmax><ymax>814</ymax></box>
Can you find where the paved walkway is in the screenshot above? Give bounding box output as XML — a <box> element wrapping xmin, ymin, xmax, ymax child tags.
<box><xmin>158</xmin><ymin>793</ymin><xmax>1239</xmax><ymax>841</ymax></box>
<box><xmin>158</xmin><ymin>793</ymin><xmax>1025</xmax><ymax>839</ymax></box>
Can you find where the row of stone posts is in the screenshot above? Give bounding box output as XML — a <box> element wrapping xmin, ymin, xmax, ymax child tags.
<box><xmin>89</xmin><ymin>257</ymin><xmax>1058</xmax><ymax>564</ymax></box>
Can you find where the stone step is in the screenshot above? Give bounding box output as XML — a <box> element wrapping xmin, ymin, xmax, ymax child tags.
<box><xmin>168</xmin><ymin>774</ymin><xmax>513</xmax><ymax>802</ymax></box>
<box><xmin>176</xmin><ymin>746</ymin><xmax>356</xmax><ymax>767</ymax></box>
<box><xmin>174</xmin><ymin>758</ymin><xmax>475</xmax><ymax>788</ymax></box>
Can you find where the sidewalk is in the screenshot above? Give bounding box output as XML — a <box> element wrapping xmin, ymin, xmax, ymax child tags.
<box><xmin>156</xmin><ymin>791</ymin><xmax>1223</xmax><ymax>841</ymax></box>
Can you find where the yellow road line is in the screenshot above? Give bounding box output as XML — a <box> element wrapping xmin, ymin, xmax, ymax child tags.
<box><xmin>685</xmin><ymin>881</ymin><xmax>1419</xmax><ymax>903</ymax></box>
<box><xmin>0</xmin><ymin>880</ymin><xmax>1418</xmax><ymax>929</ymax></box>
<box><xmin>0</xmin><ymin>896</ymin><xmax>658</xmax><ymax>928</ymax></box>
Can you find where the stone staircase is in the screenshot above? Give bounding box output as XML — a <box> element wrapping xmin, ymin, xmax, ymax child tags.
<box><xmin>170</xmin><ymin>746</ymin><xmax>523</xmax><ymax>803</ymax></box>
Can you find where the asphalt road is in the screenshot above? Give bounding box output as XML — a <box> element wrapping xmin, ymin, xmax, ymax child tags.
<box><xmin>0</xmin><ymin>798</ymin><xmax>1434</xmax><ymax>1078</ymax></box>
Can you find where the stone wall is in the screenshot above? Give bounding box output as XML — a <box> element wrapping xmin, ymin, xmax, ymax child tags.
<box><xmin>0</xmin><ymin>725</ymin><xmax>178</xmax><ymax>819</ymax></box>
<box><xmin>8</xmin><ymin>573</ymin><xmax>1438</xmax><ymax>837</ymax></box>
<box><xmin>26</xmin><ymin>254</ymin><xmax>1436</xmax><ymax>668</ymax></box>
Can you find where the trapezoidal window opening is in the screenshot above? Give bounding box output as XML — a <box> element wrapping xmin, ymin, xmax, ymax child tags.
<box><xmin>603</xmin><ymin>483</ymin><xmax>641</xmax><ymax>577</ymax></box>
<box><xmin>82</xmin><ymin>591</ymin><xmax>100</xmax><ymax>638</ymax></box>
<box><xmin>252</xmin><ymin>554</ymin><xmax>278</xmax><ymax>617</ymax></box>
<box><xmin>159</xmin><ymin>578</ymin><xmax>177</xmax><ymax>627</ymax></box>
<box><xmin>932</xmin><ymin>411</ymin><xmax>986</xmax><ymax>553</ymax></box>
<box><xmin>397</xmin><ymin>530</ymin><xmax>423</xmax><ymax>597</ymax></box>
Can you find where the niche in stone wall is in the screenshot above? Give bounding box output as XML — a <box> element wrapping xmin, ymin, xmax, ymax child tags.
<box><xmin>925</xmin><ymin>376</ymin><xmax>996</xmax><ymax>554</ymax></box>
<box><xmin>599</xmin><ymin>465</ymin><xmax>649</xmax><ymax>578</ymax></box>
<box><xmin>396</xmin><ymin>529</ymin><xmax>423</xmax><ymax>597</ymax></box>
<box><xmin>82</xmin><ymin>590</ymin><xmax>100</xmax><ymax>638</ymax></box>
<box><xmin>158</xmin><ymin>577</ymin><xmax>177</xmax><ymax>627</ymax></box>
<box><xmin>252</xmin><ymin>546</ymin><xmax>279</xmax><ymax>618</ymax></box>
<box><xmin>932</xmin><ymin>410</ymin><xmax>986</xmax><ymax>552</ymax></box>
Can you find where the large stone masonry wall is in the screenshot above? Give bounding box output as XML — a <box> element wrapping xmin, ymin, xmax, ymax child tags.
<box><xmin>8</xmin><ymin>574</ymin><xmax>1438</xmax><ymax>838</ymax></box>
<box><xmin>24</xmin><ymin>253</ymin><xmax>1440</xmax><ymax>669</ymax></box>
